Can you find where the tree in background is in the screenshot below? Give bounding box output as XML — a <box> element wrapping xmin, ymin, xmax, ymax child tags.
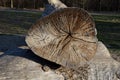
<box><xmin>0</xmin><ymin>0</ymin><xmax>119</xmax><ymax>12</ymax></box>
<box><xmin>116</xmin><ymin>0</ymin><xmax>120</xmax><ymax>11</ymax></box>
<box><xmin>10</xmin><ymin>0</ymin><xmax>13</xmax><ymax>8</ymax></box>
<box><xmin>1</xmin><ymin>0</ymin><xmax>8</xmax><ymax>7</ymax></box>
<box><xmin>119</xmin><ymin>0</ymin><xmax>120</xmax><ymax>11</ymax></box>
<box><xmin>33</xmin><ymin>0</ymin><xmax>36</xmax><ymax>8</ymax></box>
<box><xmin>85</xmin><ymin>0</ymin><xmax>100</xmax><ymax>11</ymax></box>
<box><xmin>17</xmin><ymin>0</ymin><xmax>23</xmax><ymax>8</ymax></box>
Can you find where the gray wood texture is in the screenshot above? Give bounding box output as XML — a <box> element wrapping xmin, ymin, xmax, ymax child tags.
<box><xmin>0</xmin><ymin>47</ymin><xmax>64</xmax><ymax>80</ymax></box>
<box><xmin>26</xmin><ymin>8</ymin><xmax>98</xmax><ymax>70</ymax></box>
<box><xmin>0</xmin><ymin>42</ymin><xmax>119</xmax><ymax>80</ymax></box>
<box><xmin>0</xmin><ymin>0</ymin><xmax>119</xmax><ymax>80</ymax></box>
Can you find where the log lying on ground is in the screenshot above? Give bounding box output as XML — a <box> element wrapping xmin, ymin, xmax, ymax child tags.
<box><xmin>87</xmin><ymin>42</ymin><xmax>120</xmax><ymax>80</ymax></box>
<box><xmin>55</xmin><ymin>42</ymin><xmax>120</xmax><ymax>80</ymax></box>
<box><xmin>0</xmin><ymin>42</ymin><xmax>119</xmax><ymax>80</ymax></box>
<box><xmin>25</xmin><ymin>7</ymin><xmax>120</xmax><ymax>79</ymax></box>
<box><xmin>0</xmin><ymin>48</ymin><xmax>64</xmax><ymax>80</ymax></box>
<box><xmin>26</xmin><ymin>8</ymin><xmax>98</xmax><ymax>70</ymax></box>
<box><xmin>0</xmin><ymin>1</ymin><xmax>119</xmax><ymax>79</ymax></box>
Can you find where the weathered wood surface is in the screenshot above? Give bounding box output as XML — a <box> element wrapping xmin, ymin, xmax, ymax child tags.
<box><xmin>0</xmin><ymin>47</ymin><xmax>64</xmax><ymax>80</ymax></box>
<box><xmin>26</xmin><ymin>8</ymin><xmax>98</xmax><ymax>70</ymax></box>
<box><xmin>87</xmin><ymin>42</ymin><xmax>120</xmax><ymax>80</ymax></box>
<box><xmin>0</xmin><ymin>0</ymin><xmax>120</xmax><ymax>79</ymax></box>
<box><xmin>0</xmin><ymin>41</ymin><xmax>120</xmax><ymax>80</ymax></box>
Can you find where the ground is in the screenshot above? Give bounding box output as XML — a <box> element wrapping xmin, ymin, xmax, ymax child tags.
<box><xmin>0</xmin><ymin>9</ymin><xmax>120</xmax><ymax>61</ymax></box>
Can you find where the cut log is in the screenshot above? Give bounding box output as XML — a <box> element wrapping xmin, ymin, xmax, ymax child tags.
<box><xmin>87</xmin><ymin>42</ymin><xmax>120</xmax><ymax>80</ymax></box>
<box><xmin>56</xmin><ymin>42</ymin><xmax>120</xmax><ymax>80</ymax></box>
<box><xmin>0</xmin><ymin>48</ymin><xmax>64</xmax><ymax>80</ymax></box>
<box><xmin>26</xmin><ymin>8</ymin><xmax>98</xmax><ymax>70</ymax></box>
<box><xmin>0</xmin><ymin>42</ymin><xmax>119</xmax><ymax>80</ymax></box>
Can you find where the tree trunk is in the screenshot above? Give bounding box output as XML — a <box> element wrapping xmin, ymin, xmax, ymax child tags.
<box><xmin>0</xmin><ymin>1</ymin><xmax>120</xmax><ymax>80</ymax></box>
<box><xmin>26</xmin><ymin>7</ymin><xmax>98</xmax><ymax>70</ymax></box>
<box><xmin>99</xmin><ymin>0</ymin><xmax>101</xmax><ymax>12</ymax></box>
<box><xmin>26</xmin><ymin>4</ymin><xmax>120</xmax><ymax>79</ymax></box>
<box><xmin>25</xmin><ymin>0</ymin><xmax>120</xmax><ymax>79</ymax></box>
<box><xmin>3</xmin><ymin>0</ymin><xmax>7</xmax><ymax>7</ymax></box>
<box><xmin>87</xmin><ymin>42</ymin><xmax>120</xmax><ymax>80</ymax></box>
<box><xmin>0</xmin><ymin>41</ymin><xmax>119</xmax><ymax>80</ymax></box>
<box><xmin>22</xmin><ymin>0</ymin><xmax>24</xmax><ymax>8</ymax></box>
<box><xmin>118</xmin><ymin>0</ymin><xmax>120</xmax><ymax>12</ymax></box>
<box><xmin>11</xmin><ymin>0</ymin><xmax>14</xmax><ymax>8</ymax></box>
<box><xmin>57</xmin><ymin>42</ymin><xmax>120</xmax><ymax>80</ymax></box>
<box><xmin>33</xmin><ymin>0</ymin><xmax>36</xmax><ymax>9</ymax></box>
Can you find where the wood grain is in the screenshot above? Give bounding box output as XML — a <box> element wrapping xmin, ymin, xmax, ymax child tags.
<box><xmin>26</xmin><ymin>8</ymin><xmax>98</xmax><ymax>69</ymax></box>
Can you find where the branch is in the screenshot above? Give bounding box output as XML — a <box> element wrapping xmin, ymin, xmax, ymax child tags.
<box><xmin>42</xmin><ymin>0</ymin><xmax>67</xmax><ymax>17</ymax></box>
<box><xmin>48</xmin><ymin>0</ymin><xmax>67</xmax><ymax>9</ymax></box>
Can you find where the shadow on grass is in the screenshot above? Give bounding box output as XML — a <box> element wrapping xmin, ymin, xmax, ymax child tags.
<box><xmin>0</xmin><ymin>48</ymin><xmax>61</xmax><ymax>70</ymax></box>
<box><xmin>0</xmin><ymin>34</ymin><xmax>26</xmax><ymax>51</ymax></box>
<box><xmin>0</xmin><ymin>34</ymin><xmax>61</xmax><ymax>70</ymax></box>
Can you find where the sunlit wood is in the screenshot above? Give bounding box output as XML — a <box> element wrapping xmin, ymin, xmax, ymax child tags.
<box><xmin>26</xmin><ymin>8</ymin><xmax>98</xmax><ymax>69</ymax></box>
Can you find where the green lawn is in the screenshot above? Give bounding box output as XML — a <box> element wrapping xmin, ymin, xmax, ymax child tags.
<box><xmin>0</xmin><ymin>11</ymin><xmax>120</xmax><ymax>53</ymax></box>
<box><xmin>0</xmin><ymin>11</ymin><xmax>41</xmax><ymax>34</ymax></box>
<box><xmin>93</xmin><ymin>15</ymin><xmax>120</xmax><ymax>50</ymax></box>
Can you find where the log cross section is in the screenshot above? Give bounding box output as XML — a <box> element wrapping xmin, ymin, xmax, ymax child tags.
<box><xmin>26</xmin><ymin>8</ymin><xmax>98</xmax><ymax>69</ymax></box>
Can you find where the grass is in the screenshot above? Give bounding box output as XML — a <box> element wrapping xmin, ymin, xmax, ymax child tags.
<box><xmin>0</xmin><ymin>11</ymin><xmax>41</xmax><ymax>34</ymax></box>
<box><xmin>93</xmin><ymin>15</ymin><xmax>120</xmax><ymax>50</ymax></box>
<box><xmin>0</xmin><ymin>10</ymin><xmax>120</xmax><ymax>53</ymax></box>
